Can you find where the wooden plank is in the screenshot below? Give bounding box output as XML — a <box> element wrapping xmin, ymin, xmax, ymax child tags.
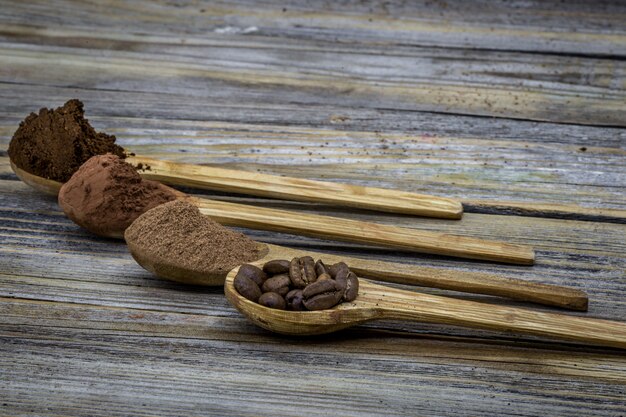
<box><xmin>0</xmin><ymin>2</ymin><xmax>625</xmax><ymax>416</ymax></box>
<box><xmin>0</xmin><ymin>83</ymin><xmax>623</xmax><ymax>147</ymax></box>
<box><xmin>1</xmin><ymin>298</ymin><xmax>625</xmax><ymax>417</ymax></box>
<box><xmin>1</xmin><ymin>180</ymin><xmax>624</xmax><ymax>320</ymax></box>
<box><xmin>1</xmin><ymin>0</ymin><xmax>626</xmax><ymax>127</ymax></box>
<box><xmin>0</xmin><ymin>37</ymin><xmax>623</xmax><ymax>125</ymax></box>
<box><xmin>0</xmin><ymin>0</ymin><xmax>624</xmax><ymax>56</ymax></box>
<box><xmin>3</xmin><ymin>104</ymin><xmax>624</xmax><ymax>218</ymax></box>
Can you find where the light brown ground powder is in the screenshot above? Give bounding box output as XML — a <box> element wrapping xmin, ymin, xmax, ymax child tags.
<box><xmin>125</xmin><ymin>200</ymin><xmax>261</xmax><ymax>274</ymax></box>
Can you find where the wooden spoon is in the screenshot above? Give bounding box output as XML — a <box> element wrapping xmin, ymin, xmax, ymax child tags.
<box><xmin>10</xmin><ymin>155</ymin><xmax>463</xmax><ymax>219</ymax></box>
<box><xmin>224</xmin><ymin>267</ymin><xmax>624</xmax><ymax>349</ymax></box>
<box><xmin>10</xmin><ymin>160</ymin><xmax>62</xmax><ymax>196</ymax></box>
<box><xmin>41</xmin><ymin>158</ymin><xmax>533</xmax><ymax>264</ymax></box>
<box><xmin>126</xmin><ymin>238</ymin><xmax>586</xmax><ymax>311</ymax></box>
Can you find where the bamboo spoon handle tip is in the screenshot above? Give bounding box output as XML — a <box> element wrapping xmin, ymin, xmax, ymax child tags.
<box><xmin>372</xmin><ymin>283</ymin><xmax>626</xmax><ymax>349</ymax></box>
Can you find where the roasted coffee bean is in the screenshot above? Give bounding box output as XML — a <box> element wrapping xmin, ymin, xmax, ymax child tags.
<box><xmin>301</xmin><ymin>256</ymin><xmax>317</xmax><ymax>283</ymax></box>
<box><xmin>237</xmin><ymin>264</ymin><xmax>267</xmax><ymax>287</ymax></box>
<box><xmin>303</xmin><ymin>292</ymin><xmax>342</xmax><ymax>310</ymax></box>
<box><xmin>234</xmin><ymin>273</ymin><xmax>262</xmax><ymax>302</ymax></box>
<box><xmin>288</xmin><ymin>258</ymin><xmax>301</xmax><ymax>286</ymax></box>
<box><xmin>328</xmin><ymin>262</ymin><xmax>349</xmax><ymax>278</ymax></box>
<box><xmin>335</xmin><ymin>268</ymin><xmax>348</xmax><ymax>292</ymax></box>
<box><xmin>263</xmin><ymin>259</ymin><xmax>290</xmax><ymax>276</ymax></box>
<box><xmin>243</xmin><ymin>257</ymin><xmax>360</xmax><ymax>311</ymax></box>
<box><xmin>289</xmin><ymin>256</ymin><xmax>317</xmax><ymax>288</ymax></box>
<box><xmin>302</xmin><ymin>279</ymin><xmax>343</xmax><ymax>311</ymax></box>
<box><xmin>285</xmin><ymin>289</ymin><xmax>305</xmax><ymax>311</ymax></box>
<box><xmin>343</xmin><ymin>272</ymin><xmax>359</xmax><ymax>302</ymax></box>
<box><xmin>315</xmin><ymin>259</ymin><xmax>329</xmax><ymax>277</ymax></box>
<box><xmin>317</xmin><ymin>272</ymin><xmax>332</xmax><ymax>282</ymax></box>
<box><xmin>262</xmin><ymin>274</ymin><xmax>291</xmax><ymax>296</ymax></box>
<box><xmin>302</xmin><ymin>278</ymin><xmax>339</xmax><ymax>299</ymax></box>
<box><xmin>258</xmin><ymin>292</ymin><xmax>286</xmax><ymax>310</ymax></box>
<box><xmin>335</xmin><ymin>269</ymin><xmax>360</xmax><ymax>302</ymax></box>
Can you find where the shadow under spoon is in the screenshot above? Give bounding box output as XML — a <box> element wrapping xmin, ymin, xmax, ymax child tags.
<box><xmin>224</xmin><ymin>267</ymin><xmax>625</xmax><ymax>349</ymax></box>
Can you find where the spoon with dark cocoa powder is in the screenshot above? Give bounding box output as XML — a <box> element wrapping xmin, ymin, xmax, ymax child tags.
<box><xmin>223</xmin><ymin>265</ymin><xmax>626</xmax><ymax>349</ymax></box>
<box><xmin>9</xmin><ymin>99</ymin><xmax>462</xmax><ymax>219</ymax></box>
<box><xmin>123</xmin><ymin>200</ymin><xmax>587</xmax><ymax>311</ymax></box>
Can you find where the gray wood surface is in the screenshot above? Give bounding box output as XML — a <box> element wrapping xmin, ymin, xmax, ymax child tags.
<box><xmin>1</xmin><ymin>1</ymin><xmax>625</xmax><ymax>416</ymax></box>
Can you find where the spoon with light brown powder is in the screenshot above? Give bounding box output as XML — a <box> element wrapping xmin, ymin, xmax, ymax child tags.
<box><xmin>223</xmin><ymin>266</ymin><xmax>625</xmax><ymax>349</ymax></box>
<box><xmin>9</xmin><ymin>99</ymin><xmax>462</xmax><ymax>219</ymax></box>
<box><xmin>123</xmin><ymin>200</ymin><xmax>588</xmax><ymax>311</ymax></box>
<box><xmin>59</xmin><ymin>155</ymin><xmax>534</xmax><ymax>265</ymax></box>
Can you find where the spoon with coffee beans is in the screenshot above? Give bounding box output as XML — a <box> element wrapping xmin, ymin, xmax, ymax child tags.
<box><xmin>224</xmin><ymin>261</ymin><xmax>626</xmax><ymax>350</ymax></box>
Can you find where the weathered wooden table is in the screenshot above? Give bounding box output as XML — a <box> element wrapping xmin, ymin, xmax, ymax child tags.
<box><xmin>1</xmin><ymin>1</ymin><xmax>625</xmax><ymax>415</ymax></box>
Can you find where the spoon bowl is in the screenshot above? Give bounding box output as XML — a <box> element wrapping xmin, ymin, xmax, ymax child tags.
<box><xmin>225</xmin><ymin>264</ymin><xmax>382</xmax><ymax>335</ymax></box>
<box><xmin>224</xmin><ymin>266</ymin><xmax>626</xmax><ymax>349</ymax></box>
<box><xmin>10</xmin><ymin>160</ymin><xmax>62</xmax><ymax>196</ymax></box>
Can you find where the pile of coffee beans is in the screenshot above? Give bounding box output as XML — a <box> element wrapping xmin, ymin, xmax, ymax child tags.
<box><xmin>233</xmin><ymin>257</ymin><xmax>359</xmax><ymax>310</ymax></box>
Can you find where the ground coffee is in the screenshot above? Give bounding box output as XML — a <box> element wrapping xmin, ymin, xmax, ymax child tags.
<box><xmin>58</xmin><ymin>154</ymin><xmax>176</xmax><ymax>236</ymax></box>
<box><xmin>125</xmin><ymin>200</ymin><xmax>262</xmax><ymax>276</ymax></box>
<box><xmin>8</xmin><ymin>99</ymin><xmax>125</xmax><ymax>182</ymax></box>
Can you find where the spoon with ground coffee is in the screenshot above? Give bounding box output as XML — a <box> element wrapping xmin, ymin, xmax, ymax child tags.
<box><xmin>223</xmin><ymin>266</ymin><xmax>625</xmax><ymax>349</ymax></box>
<box><xmin>59</xmin><ymin>154</ymin><xmax>535</xmax><ymax>265</ymax></box>
<box><xmin>8</xmin><ymin>99</ymin><xmax>462</xmax><ymax>219</ymax></box>
<box><xmin>124</xmin><ymin>200</ymin><xmax>587</xmax><ymax>311</ymax></box>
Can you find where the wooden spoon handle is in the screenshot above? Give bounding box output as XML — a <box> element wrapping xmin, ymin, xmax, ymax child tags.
<box><xmin>190</xmin><ymin>197</ymin><xmax>535</xmax><ymax>265</ymax></box>
<box><xmin>264</xmin><ymin>244</ymin><xmax>585</xmax><ymax>310</ymax></box>
<box><xmin>366</xmin><ymin>283</ymin><xmax>625</xmax><ymax>349</ymax></box>
<box><xmin>128</xmin><ymin>156</ymin><xmax>463</xmax><ymax>219</ymax></box>
<box><xmin>348</xmin><ymin>261</ymin><xmax>586</xmax><ymax>311</ymax></box>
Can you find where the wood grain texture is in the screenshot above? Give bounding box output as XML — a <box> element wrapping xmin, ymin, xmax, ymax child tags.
<box><xmin>1</xmin><ymin>0</ymin><xmax>625</xmax><ymax>56</ymax></box>
<box><xmin>225</xmin><ymin>272</ymin><xmax>620</xmax><ymax>347</ymax></box>
<box><xmin>2</xmin><ymin>112</ymin><xmax>625</xmax><ymax>221</ymax></box>
<box><xmin>0</xmin><ymin>1</ymin><xmax>625</xmax><ymax>126</ymax></box>
<box><xmin>1</xmin><ymin>1</ymin><xmax>626</xmax><ymax>416</ymax></box>
<box><xmin>134</xmin><ymin>156</ymin><xmax>463</xmax><ymax>218</ymax></box>
<box><xmin>0</xmin><ymin>35</ymin><xmax>624</xmax><ymax>127</ymax></box>
<box><xmin>2</xmin><ymin>298</ymin><xmax>626</xmax><ymax>417</ymax></box>
<box><xmin>126</xmin><ymin>237</ymin><xmax>583</xmax><ymax>309</ymax></box>
<box><xmin>1</xmin><ymin>182</ymin><xmax>625</xmax><ymax>415</ymax></box>
<box><xmin>192</xmin><ymin>197</ymin><xmax>533</xmax><ymax>264</ymax></box>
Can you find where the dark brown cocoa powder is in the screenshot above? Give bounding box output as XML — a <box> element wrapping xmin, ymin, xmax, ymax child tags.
<box><xmin>8</xmin><ymin>99</ymin><xmax>125</xmax><ymax>182</ymax></box>
<box><xmin>125</xmin><ymin>200</ymin><xmax>262</xmax><ymax>275</ymax></box>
